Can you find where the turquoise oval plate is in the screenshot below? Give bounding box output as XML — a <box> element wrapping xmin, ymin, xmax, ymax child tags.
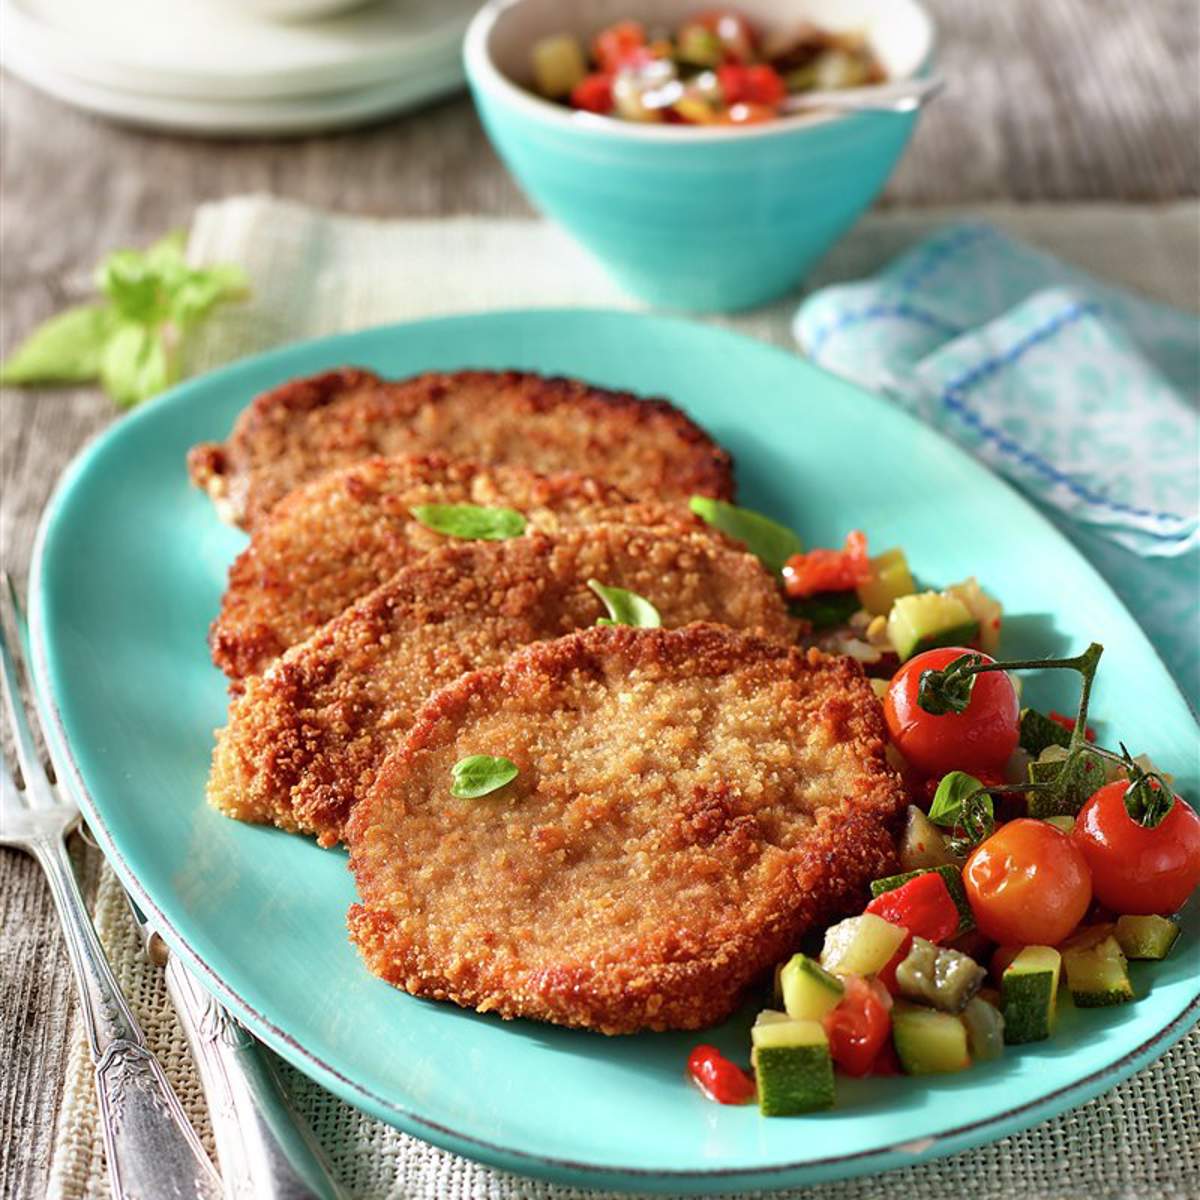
<box><xmin>29</xmin><ymin>311</ymin><xmax>1199</xmax><ymax>1194</ymax></box>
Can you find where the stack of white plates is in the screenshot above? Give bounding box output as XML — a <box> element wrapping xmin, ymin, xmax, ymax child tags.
<box><xmin>0</xmin><ymin>0</ymin><xmax>478</xmax><ymax>136</ymax></box>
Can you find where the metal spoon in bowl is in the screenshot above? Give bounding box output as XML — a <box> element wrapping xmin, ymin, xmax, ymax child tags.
<box><xmin>779</xmin><ymin>75</ymin><xmax>944</xmax><ymax>115</ymax></box>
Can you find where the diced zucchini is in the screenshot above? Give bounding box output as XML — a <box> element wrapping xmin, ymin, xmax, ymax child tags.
<box><xmin>962</xmin><ymin>996</ymin><xmax>1005</xmax><ymax>1062</ymax></box>
<box><xmin>894</xmin><ymin>937</ymin><xmax>986</xmax><ymax>1013</ymax></box>
<box><xmin>1019</xmin><ymin>707</ymin><xmax>1072</xmax><ymax>756</ymax></box>
<box><xmin>1114</xmin><ymin>914</ymin><xmax>1181</xmax><ymax>961</ymax></box>
<box><xmin>891</xmin><ymin>1004</ymin><xmax>971</xmax><ymax>1075</ymax></box>
<box><xmin>870</xmin><ymin>863</ymin><xmax>974</xmax><ymax>936</ymax></box>
<box><xmin>751</xmin><ymin>1019</ymin><xmax>835</xmax><ymax>1115</ymax></box>
<box><xmin>897</xmin><ymin>805</ymin><xmax>957</xmax><ymax>872</ymax></box>
<box><xmin>887</xmin><ymin>592</ymin><xmax>978</xmax><ymax>662</ymax></box>
<box><xmin>1001</xmin><ymin>946</ymin><xmax>1061</xmax><ymax>1043</ymax></box>
<box><xmin>820</xmin><ymin>914</ymin><xmax>908</xmax><ymax>978</ymax></box>
<box><xmin>944</xmin><ymin>577</ymin><xmax>1003</xmax><ymax>654</ymax></box>
<box><xmin>780</xmin><ymin>953</ymin><xmax>845</xmax><ymax>1022</ymax></box>
<box><xmin>856</xmin><ymin>548</ymin><xmax>916</xmax><ymax>616</ymax></box>
<box><xmin>789</xmin><ymin>589</ymin><xmax>861</xmax><ymax>630</ymax></box>
<box><xmin>755</xmin><ymin>1008</ymin><xmax>791</xmax><ymax>1026</ymax></box>
<box><xmin>530</xmin><ymin>35</ymin><xmax>587</xmax><ymax>99</ymax></box>
<box><xmin>1060</xmin><ymin>927</ymin><xmax>1134</xmax><ymax>1007</ymax></box>
<box><xmin>1027</xmin><ymin>746</ymin><xmax>1108</xmax><ymax>818</ymax></box>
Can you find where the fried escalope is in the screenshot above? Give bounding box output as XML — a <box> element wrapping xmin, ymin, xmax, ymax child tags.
<box><xmin>346</xmin><ymin>623</ymin><xmax>906</xmax><ymax>1035</ymax></box>
<box><xmin>210</xmin><ymin>454</ymin><xmax>715</xmax><ymax>683</ymax></box>
<box><xmin>208</xmin><ymin>526</ymin><xmax>798</xmax><ymax>847</ymax></box>
<box><xmin>187</xmin><ymin>368</ymin><xmax>735</xmax><ymax>531</ymax></box>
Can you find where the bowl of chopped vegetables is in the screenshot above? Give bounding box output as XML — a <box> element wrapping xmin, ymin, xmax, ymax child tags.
<box><xmin>464</xmin><ymin>0</ymin><xmax>935</xmax><ymax>311</ymax></box>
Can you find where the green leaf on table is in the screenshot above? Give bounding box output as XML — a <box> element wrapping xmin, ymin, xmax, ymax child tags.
<box><xmin>99</xmin><ymin>323</ymin><xmax>174</xmax><ymax>409</ymax></box>
<box><xmin>588</xmin><ymin>579</ymin><xmax>662</xmax><ymax>628</ymax></box>
<box><xmin>0</xmin><ymin>305</ymin><xmax>118</xmax><ymax>385</ymax></box>
<box><xmin>5</xmin><ymin>229</ymin><xmax>247</xmax><ymax>408</ymax></box>
<box><xmin>688</xmin><ymin>497</ymin><xmax>803</xmax><ymax>576</ymax></box>
<box><xmin>450</xmin><ymin>755</ymin><xmax>519</xmax><ymax>799</ymax></box>
<box><xmin>409</xmin><ymin>504</ymin><xmax>527</xmax><ymax>540</ymax></box>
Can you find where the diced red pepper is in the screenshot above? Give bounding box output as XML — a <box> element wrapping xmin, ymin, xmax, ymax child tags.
<box><xmin>687</xmin><ymin>1044</ymin><xmax>756</xmax><ymax>1104</ymax></box>
<box><xmin>570</xmin><ymin>73</ymin><xmax>614</xmax><ymax>114</ymax></box>
<box><xmin>1049</xmin><ymin>711</ymin><xmax>1096</xmax><ymax>742</ymax></box>
<box><xmin>865</xmin><ymin>872</ymin><xmax>960</xmax><ymax>945</ymax></box>
<box><xmin>876</xmin><ymin>931</ymin><xmax>913</xmax><ymax>995</ymax></box>
<box><xmin>823</xmin><ymin>976</ymin><xmax>892</xmax><ymax>1077</ymax></box>
<box><xmin>868</xmin><ymin>1039</ymin><xmax>903</xmax><ymax>1076</ymax></box>
<box><xmin>717</xmin><ymin>63</ymin><xmax>786</xmax><ymax>107</ymax></box>
<box><xmin>782</xmin><ymin>530</ymin><xmax>870</xmax><ymax>599</ymax></box>
<box><xmin>592</xmin><ymin>20</ymin><xmax>648</xmax><ymax>72</ymax></box>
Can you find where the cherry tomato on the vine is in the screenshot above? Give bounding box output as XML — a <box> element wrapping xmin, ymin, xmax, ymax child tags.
<box><xmin>1072</xmin><ymin>780</ymin><xmax>1200</xmax><ymax>915</ymax></box>
<box><xmin>963</xmin><ymin>818</ymin><xmax>1092</xmax><ymax>945</ymax></box>
<box><xmin>884</xmin><ymin>647</ymin><xmax>1020</xmax><ymax>777</ymax></box>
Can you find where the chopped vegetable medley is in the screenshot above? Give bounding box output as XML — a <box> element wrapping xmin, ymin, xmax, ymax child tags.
<box><xmin>681</xmin><ymin>499</ymin><xmax>1199</xmax><ymax>1117</ymax></box>
<box><xmin>529</xmin><ymin>11</ymin><xmax>885</xmax><ymax>126</ymax></box>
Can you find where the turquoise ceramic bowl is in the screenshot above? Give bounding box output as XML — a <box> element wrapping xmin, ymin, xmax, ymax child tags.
<box><xmin>464</xmin><ymin>0</ymin><xmax>935</xmax><ymax>312</ymax></box>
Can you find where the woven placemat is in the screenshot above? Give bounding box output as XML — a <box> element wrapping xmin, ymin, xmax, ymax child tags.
<box><xmin>47</xmin><ymin>197</ymin><xmax>1200</xmax><ymax>1200</ymax></box>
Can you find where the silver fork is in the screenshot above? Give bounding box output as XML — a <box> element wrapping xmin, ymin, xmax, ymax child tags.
<box><xmin>0</xmin><ymin>576</ymin><xmax>221</xmax><ymax>1200</ymax></box>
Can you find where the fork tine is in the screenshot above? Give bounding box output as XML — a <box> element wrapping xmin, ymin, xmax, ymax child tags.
<box><xmin>0</xmin><ymin>574</ymin><xmax>51</xmax><ymax>804</ymax></box>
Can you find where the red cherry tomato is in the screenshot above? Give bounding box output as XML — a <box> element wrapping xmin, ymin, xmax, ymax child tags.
<box><xmin>686</xmin><ymin>1044</ymin><xmax>755</xmax><ymax>1104</ymax></box>
<box><xmin>823</xmin><ymin>977</ymin><xmax>892</xmax><ymax>1077</ymax></box>
<box><xmin>591</xmin><ymin>20</ymin><xmax>647</xmax><ymax>72</ymax></box>
<box><xmin>865</xmin><ymin>871</ymin><xmax>961</xmax><ymax>944</ymax></box>
<box><xmin>690</xmin><ymin>9</ymin><xmax>759</xmax><ymax>60</ymax></box>
<box><xmin>1072</xmin><ymin>780</ymin><xmax>1200</xmax><ymax>915</ymax></box>
<box><xmin>570</xmin><ymin>73</ymin><xmax>614</xmax><ymax>114</ymax></box>
<box><xmin>884</xmin><ymin>647</ymin><xmax>1020</xmax><ymax>777</ymax></box>
<box><xmin>964</xmin><ymin>818</ymin><xmax>1092</xmax><ymax>945</ymax></box>
<box><xmin>717</xmin><ymin>63</ymin><xmax>786</xmax><ymax>107</ymax></box>
<box><xmin>782</xmin><ymin>530</ymin><xmax>870</xmax><ymax>598</ymax></box>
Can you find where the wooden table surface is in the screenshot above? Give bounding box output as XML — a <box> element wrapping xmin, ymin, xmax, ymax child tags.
<box><xmin>1</xmin><ymin>2</ymin><xmax>1197</xmax><ymax>1196</ymax></box>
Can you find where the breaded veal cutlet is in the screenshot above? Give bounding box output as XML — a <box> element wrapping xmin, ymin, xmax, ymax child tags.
<box><xmin>187</xmin><ymin>368</ymin><xmax>735</xmax><ymax>531</ymax></box>
<box><xmin>211</xmin><ymin>453</ymin><xmax>719</xmax><ymax>683</ymax></box>
<box><xmin>346</xmin><ymin>623</ymin><xmax>907</xmax><ymax>1035</ymax></box>
<box><xmin>208</xmin><ymin>525</ymin><xmax>799</xmax><ymax>847</ymax></box>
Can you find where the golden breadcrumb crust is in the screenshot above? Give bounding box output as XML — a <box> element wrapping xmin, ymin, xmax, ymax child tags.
<box><xmin>207</xmin><ymin>526</ymin><xmax>797</xmax><ymax>846</ymax></box>
<box><xmin>187</xmin><ymin>368</ymin><xmax>735</xmax><ymax>531</ymax></box>
<box><xmin>210</xmin><ymin>453</ymin><xmax>715</xmax><ymax>682</ymax></box>
<box><xmin>346</xmin><ymin>623</ymin><xmax>906</xmax><ymax>1035</ymax></box>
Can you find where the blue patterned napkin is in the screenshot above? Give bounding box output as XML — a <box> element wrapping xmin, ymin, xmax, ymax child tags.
<box><xmin>794</xmin><ymin>224</ymin><xmax>1200</xmax><ymax>706</ymax></box>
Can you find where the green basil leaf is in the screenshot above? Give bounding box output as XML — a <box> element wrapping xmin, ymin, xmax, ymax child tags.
<box><xmin>688</xmin><ymin>497</ymin><xmax>803</xmax><ymax>575</ymax></box>
<box><xmin>99</xmin><ymin>323</ymin><xmax>174</xmax><ymax>408</ymax></box>
<box><xmin>450</xmin><ymin>754</ymin><xmax>519</xmax><ymax>799</ymax></box>
<box><xmin>928</xmin><ymin>771</ymin><xmax>986</xmax><ymax>828</ymax></box>
<box><xmin>587</xmin><ymin>579</ymin><xmax>662</xmax><ymax>628</ymax></box>
<box><xmin>0</xmin><ymin>304</ymin><xmax>117</xmax><ymax>385</ymax></box>
<box><xmin>168</xmin><ymin>265</ymin><xmax>250</xmax><ymax>329</ymax></box>
<box><xmin>409</xmin><ymin>504</ymin><xmax>527</xmax><ymax>540</ymax></box>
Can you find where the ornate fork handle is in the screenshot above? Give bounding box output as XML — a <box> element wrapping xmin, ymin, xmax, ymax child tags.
<box><xmin>164</xmin><ymin>953</ymin><xmax>347</xmax><ymax>1200</ymax></box>
<box><xmin>33</xmin><ymin>837</ymin><xmax>221</xmax><ymax>1200</ymax></box>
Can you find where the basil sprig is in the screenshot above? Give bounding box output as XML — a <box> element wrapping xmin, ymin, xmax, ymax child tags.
<box><xmin>450</xmin><ymin>755</ymin><xmax>518</xmax><ymax>799</ymax></box>
<box><xmin>687</xmin><ymin>497</ymin><xmax>803</xmax><ymax>576</ymax></box>
<box><xmin>587</xmin><ymin>579</ymin><xmax>661</xmax><ymax>628</ymax></box>
<box><xmin>410</xmin><ymin>504</ymin><xmax>526</xmax><ymax>541</ymax></box>
<box><xmin>0</xmin><ymin>231</ymin><xmax>247</xmax><ymax>407</ymax></box>
<box><xmin>928</xmin><ymin>771</ymin><xmax>995</xmax><ymax>851</ymax></box>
